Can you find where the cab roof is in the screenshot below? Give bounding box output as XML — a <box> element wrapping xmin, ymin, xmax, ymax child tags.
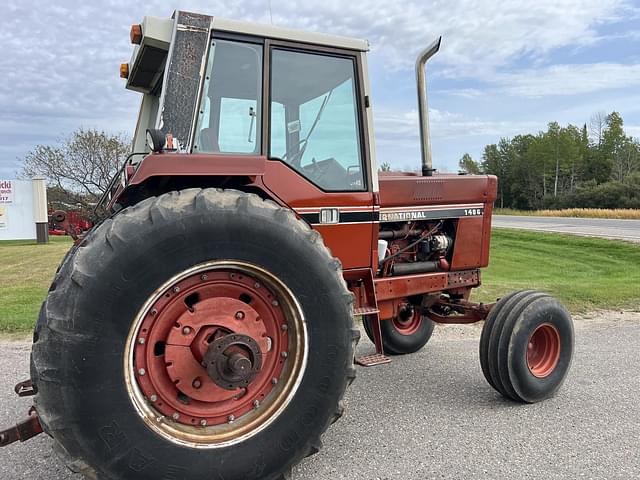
<box><xmin>211</xmin><ymin>16</ymin><xmax>369</xmax><ymax>52</ymax></box>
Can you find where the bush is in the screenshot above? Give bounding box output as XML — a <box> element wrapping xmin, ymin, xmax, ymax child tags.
<box><xmin>541</xmin><ymin>176</ymin><xmax>640</xmax><ymax>209</ymax></box>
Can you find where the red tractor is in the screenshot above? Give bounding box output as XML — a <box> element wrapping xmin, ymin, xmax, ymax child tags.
<box><xmin>1</xmin><ymin>11</ymin><xmax>574</xmax><ymax>480</ymax></box>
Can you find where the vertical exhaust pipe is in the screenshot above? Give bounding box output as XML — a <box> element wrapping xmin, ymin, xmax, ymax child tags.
<box><xmin>416</xmin><ymin>37</ymin><xmax>442</xmax><ymax>177</ymax></box>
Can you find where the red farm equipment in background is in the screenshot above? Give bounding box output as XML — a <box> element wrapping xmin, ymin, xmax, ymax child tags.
<box><xmin>48</xmin><ymin>210</ymin><xmax>93</xmax><ymax>237</ymax></box>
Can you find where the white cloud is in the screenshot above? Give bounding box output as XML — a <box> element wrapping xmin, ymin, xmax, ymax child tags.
<box><xmin>1</xmin><ymin>0</ymin><xmax>638</xmax><ymax>177</ymax></box>
<box><xmin>262</xmin><ymin>0</ymin><xmax>630</xmax><ymax>74</ymax></box>
<box><xmin>494</xmin><ymin>63</ymin><xmax>640</xmax><ymax>97</ymax></box>
<box><xmin>375</xmin><ymin>107</ymin><xmax>541</xmax><ymax>145</ymax></box>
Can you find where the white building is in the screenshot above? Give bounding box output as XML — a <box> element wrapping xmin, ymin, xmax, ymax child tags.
<box><xmin>0</xmin><ymin>178</ymin><xmax>48</xmax><ymax>242</ymax></box>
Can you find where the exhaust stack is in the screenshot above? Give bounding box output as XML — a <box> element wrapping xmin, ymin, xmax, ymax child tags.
<box><xmin>415</xmin><ymin>37</ymin><xmax>442</xmax><ymax>177</ymax></box>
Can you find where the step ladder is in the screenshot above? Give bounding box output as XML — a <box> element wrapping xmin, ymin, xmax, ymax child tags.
<box><xmin>353</xmin><ymin>272</ymin><xmax>391</xmax><ymax>367</ymax></box>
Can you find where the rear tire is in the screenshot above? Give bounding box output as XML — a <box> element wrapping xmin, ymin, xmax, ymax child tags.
<box><xmin>479</xmin><ymin>291</ymin><xmax>574</xmax><ymax>403</ymax></box>
<box><xmin>31</xmin><ymin>189</ymin><xmax>359</xmax><ymax>480</ymax></box>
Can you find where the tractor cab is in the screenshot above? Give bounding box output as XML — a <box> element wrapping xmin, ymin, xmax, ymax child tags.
<box><xmin>121</xmin><ymin>12</ymin><xmax>373</xmax><ymax>194</ymax></box>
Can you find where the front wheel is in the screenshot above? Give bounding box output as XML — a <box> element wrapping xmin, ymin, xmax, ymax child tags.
<box><xmin>31</xmin><ymin>189</ymin><xmax>359</xmax><ymax>480</ymax></box>
<box><xmin>479</xmin><ymin>291</ymin><xmax>574</xmax><ymax>403</ymax></box>
<box><xmin>363</xmin><ymin>303</ymin><xmax>435</xmax><ymax>355</ymax></box>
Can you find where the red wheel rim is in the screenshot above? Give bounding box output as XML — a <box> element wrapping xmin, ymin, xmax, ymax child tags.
<box><xmin>124</xmin><ymin>261</ymin><xmax>307</xmax><ymax>447</ymax></box>
<box><xmin>526</xmin><ymin>323</ymin><xmax>561</xmax><ymax>378</ymax></box>
<box><xmin>391</xmin><ymin>305</ymin><xmax>422</xmax><ymax>336</ymax></box>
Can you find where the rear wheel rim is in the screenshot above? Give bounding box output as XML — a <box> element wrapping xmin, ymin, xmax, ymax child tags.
<box><xmin>124</xmin><ymin>260</ymin><xmax>307</xmax><ymax>448</ymax></box>
<box><xmin>526</xmin><ymin>323</ymin><xmax>561</xmax><ymax>378</ymax></box>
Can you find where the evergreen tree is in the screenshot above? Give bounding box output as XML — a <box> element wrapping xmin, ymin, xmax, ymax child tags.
<box><xmin>458</xmin><ymin>153</ymin><xmax>481</xmax><ymax>174</ymax></box>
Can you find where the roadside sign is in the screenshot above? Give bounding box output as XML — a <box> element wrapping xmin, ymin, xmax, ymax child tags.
<box><xmin>0</xmin><ymin>180</ymin><xmax>13</xmax><ymax>204</ymax></box>
<box><xmin>0</xmin><ymin>206</ymin><xmax>7</xmax><ymax>229</ymax></box>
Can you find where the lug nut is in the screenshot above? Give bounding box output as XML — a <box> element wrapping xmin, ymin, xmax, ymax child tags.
<box><xmin>200</xmin><ymin>419</ymin><xmax>207</xmax><ymax>426</ymax></box>
<box><xmin>280</xmin><ymin>351</ymin><xmax>288</xmax><ymax>359</ymax></box>
<box><xmin>235</xmin><ymin>311</ymin><xmax>245</xmax><ymax>320</ymax></box>
<box><xmin>173</xmin><ymin>286</ymin><xmax>180</xmax><ymax>293</ymax></box>
<box><xmin>192</xmin><ymin>378</ymin><xmax>202</xmax><ymax>389</ymax></box>
<box><xmin>281</xmin><ymin>324</ymin><xmax>288</xmax><ymax>331</ymax></box>
<box><xmin>150</xmin><ymin>309</ymin><xmax>158</xmax><ymax>316</ymax></box>
<box><xmin>138</xmin><ymin>338</ymin><xmax>145</xmax><ymax>344</ymax></box>
<box><xmin>254</xmin><ymin>282</ymin><xmax>261</xmax><ymax>288</ymax></box>
<box><xmin>200</xmin><ymin>274</ymin><xmax>208</xmax><ymax>280</ymax></box>
<box><xmin>172</xmin><ymin>413</ymin><xmax>180</xmax><ymax>420</ymax></box>
<box><xmin>228</xmin><ymin>415</ymin><xmax>235</xmax><ymax>423</ymax></box>
<box><xmin>150</xmin><ymin>394</ymin><xmax>157</xmax><ymax>402</ymax></box>
<box><xmin>271</xmin><ymin>378</ymin><xmax>278</xmax><ymax>385</ymax></box>
<box><xmin>272</xmin><ymin>300</ymin><xmax>279</xmax><ymax>307</ymax></box>
<box><xmin>253</xmin><ymin>400</ymin><xmax>260</xmax><ymax>409</ymax></box>
<box><xmin>182</xmin><ymin>326</ymin><xmax>192</xmax><ymax>335</ymax></box>
<box><xmin>138</xmin><ymin>368</ymin><xmax>146</xmax><ymax>376</ymax></box>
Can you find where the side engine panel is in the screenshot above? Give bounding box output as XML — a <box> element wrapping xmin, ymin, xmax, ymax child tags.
<box><xmin>378</xmin><ymin>220</ymin><xmax>455</xmax><ymax>277</ymax></box>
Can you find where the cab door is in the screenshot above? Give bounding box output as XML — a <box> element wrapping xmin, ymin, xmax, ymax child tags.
<box><xmin>261</xmin><ymin>41</ymin><xmax>376</xmax><ymax>269</ymax></box>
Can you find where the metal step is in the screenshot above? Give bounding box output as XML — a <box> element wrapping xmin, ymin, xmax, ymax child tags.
<box><xmin>353</xmin><ymin>306</ymin><xmax>379</xmax><ymax>316</ymax></box>
<box><xmin>355</xmin><ymin>353</ymin><xmax>391</xmax><ymax>367</ymax></box>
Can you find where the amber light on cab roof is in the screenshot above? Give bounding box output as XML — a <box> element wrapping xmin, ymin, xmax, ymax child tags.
<box><xmin>130</xmin><ymin>24</ymin><xmax>142</xmax><ymax>44</ymax></box>
<box><xmin>119</xmin><ymin>63</ymin><xmax>129</xmax><ymax>79</ymax></box>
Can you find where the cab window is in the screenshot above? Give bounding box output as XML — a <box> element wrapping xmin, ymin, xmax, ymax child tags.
<box><xmin>194</xmin><ymin>40</ymin><xmax>262</xmax><ymax>154</ymax></box>
<box><xmin>269</xmin><ymin>48</ymin><xmax>365</xmax><ymax>191</ymax></box>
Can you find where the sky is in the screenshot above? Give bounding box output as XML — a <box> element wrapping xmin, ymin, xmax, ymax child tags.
<box><xmin>1</xmin><ymin>0</ymin><xmax>640</xmax><ymax>178</ymax></box>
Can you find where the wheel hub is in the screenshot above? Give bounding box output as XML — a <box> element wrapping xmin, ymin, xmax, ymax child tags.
<box><xmin>526</xmin><ymin>323</ymin><xmax>561</xmax><ymax>378</ymax></box>
<box><xmin>203</xmin><ymin>334</ymin><xmax>263</xmax><ymax>390</ymax></box>
<box><xmin>392</xmin><ymin>301</ymin><xmax>422</xmax><ymax>336</ymax></box>
<box><xmin>130</xmin><ymin>266</ymin><xmax>298</xmax><ymax>432</ymax></box>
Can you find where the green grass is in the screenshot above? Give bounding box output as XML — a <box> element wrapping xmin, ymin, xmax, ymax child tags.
<box><xmin>0</xmin><ymin>236</ymin><xmax>73</xmax><ymax>333</ymax></box>
<box><xmin>0</xmin><ymin>230</ymin><xmax>638</xmax><ymax>334</ymax></box>
<box><xmin>495</xmin><ymin>208</ymin><xmax>640</xmax><ymax>219</ymax></box>
<box><xmin>475</xmin><ymin>229</ymin><xmax>640</xmax><ymax>312</ymax></box>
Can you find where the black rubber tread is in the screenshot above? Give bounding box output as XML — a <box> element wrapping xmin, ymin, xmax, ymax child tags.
<box><xmin>362</xmin><ymin>315</ymin><xmax>373</xmax><ymax>343</ymax></box>
<box><xmin>498</xmin><ymin>295</ymin><xmax>573</xmax><ymax>403</ymax></box>
<box><xmin>362</xmin><ymin>315</ymin><xmax>435</xmax><ymax>355</ymax></box>
<box><xmin>493</xmin><ymin>292</ymin><xmax>550</xmax><ymax>400</ymax></box>
<box><xmin>479</xmin><ymin>290</ymin><xmax>536</xmax><ymax>392</ymax></box>
<box><xmin>484</xmin><ymin>290</ymin><xmax>542</xmax><ymax>397</ymax></box>
<box><xmin>480</xmin><ymin>290</ymin><xmax>574</xmax><ymax>403</ymax></box>
<box><xmin>30</xmin><ymin>188</ymin><xmax>359</xmax><ymax>480</ymax></box>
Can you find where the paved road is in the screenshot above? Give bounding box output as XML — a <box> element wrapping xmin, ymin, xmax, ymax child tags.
<box><xmin>2</xmin><ymin>314</ymin><xmax>640</xmax><ymax>479</ymax></box>
<box><xmin>493</xmin><ymin>215</ymin><xmax>640</xmax><ymax>242</ymax></box>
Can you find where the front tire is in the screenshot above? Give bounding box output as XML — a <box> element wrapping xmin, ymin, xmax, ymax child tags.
<box><xmin>479</xmin><ymin>291</ymin><xmax>574</xmax><ymax>403</ymax></box>
<box><xmin>363</xmin><ymin>306</ymin><xmax>435</xmax><ymax>355</ymax></box>
<box><xmin>31</xmin><ymin>189</ymin><xmax>358</xmax><ymax>480</ymax></box>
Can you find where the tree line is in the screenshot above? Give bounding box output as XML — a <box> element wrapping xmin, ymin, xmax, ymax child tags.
<box><xmin>459</xmin><ymin>111</ymin><xmax>640</xmax><ymax>210</ymax></box>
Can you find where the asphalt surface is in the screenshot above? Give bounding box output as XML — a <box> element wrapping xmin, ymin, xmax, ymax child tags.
<box><xmin>2</xmin><ymin>313</ymin><xmax>639</xmax><ymax>480</ymax></box>
<box><xmin>492</xmin><ymin>215</ymin><xmax>640</xmax><ymax>242</ymax></box>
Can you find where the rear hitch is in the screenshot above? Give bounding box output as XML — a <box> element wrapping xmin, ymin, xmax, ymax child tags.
<box><xmin>14</xmin><ymin>379</ymin><xmax>37</xmax><ymax>397</ymax></box>
<box><xmin>0</xmin><ymin>407</ymin><xmax>43</xmax><ymax>447</ymax></box>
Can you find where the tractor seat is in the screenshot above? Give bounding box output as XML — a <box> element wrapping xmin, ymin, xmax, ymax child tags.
<box><xmin>198</xmin><ymin>128</ymin><xmax>220</xmax><ymax>153</ymax></box>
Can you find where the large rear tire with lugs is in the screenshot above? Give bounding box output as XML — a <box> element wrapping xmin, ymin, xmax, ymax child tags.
<box><xmin>30</xmin><ymin>189</ymin><xmax>359</xmax><ymax>480</ymax></box>
<box><xmin>479</xmin><ymin>291</ymin><xmax>574</xmax><ymax>403</ymax></box>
